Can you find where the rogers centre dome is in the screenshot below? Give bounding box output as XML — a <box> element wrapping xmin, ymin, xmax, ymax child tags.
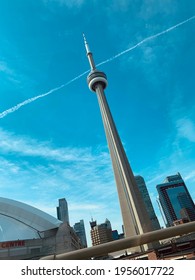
<box><xmin>0</xmin><ymin>197</ymin><xmax>62</xmax><ymax>241</ymax></box>
<box><xmin>0</xmin><ymin>197</ymin><xmax>83</xmax><ymax>259</ymax></box>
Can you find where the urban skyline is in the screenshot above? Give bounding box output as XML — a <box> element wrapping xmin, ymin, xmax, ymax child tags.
<box><xmin>53</xmin><ymin>172</ymin><xmax>194</xmax><ymax>246</ymax></box>
<box><xmin>0</xmin><ymin>1</ymin><xmax>195</xmax><ymax>245</ymax></box>
<box><xmin>0</xmin><ymin>172</ymin><xmax>194</xmax><ymax>247</ymax></box>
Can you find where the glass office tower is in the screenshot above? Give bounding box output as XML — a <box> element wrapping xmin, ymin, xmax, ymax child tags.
<box><xmin>156</xmin><ymin>173</ymin><xmax>195</xmax><ymax>226</ymax></box>
<box><xmin>73</xmin><ymin>219</ymin><xmax>87</xmax><ymax>248</ymax></box>
<box><xmin>135</xmin><ymin>175</ymin><xmax>161</xmax><ymax>230</ymax></box>
<box><xmin>56</xmin><ymin>198</ymin><xmax>69</xmax><ymax>223</ymax></box>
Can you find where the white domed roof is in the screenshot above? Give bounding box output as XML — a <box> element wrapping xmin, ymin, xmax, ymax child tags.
<box><xmin>0</xmin><ymin>197</ymin><xmax>62</xmax><ymax>232</ymax></box>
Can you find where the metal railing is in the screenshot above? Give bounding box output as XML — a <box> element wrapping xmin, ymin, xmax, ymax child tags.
<box><xmin>41</xmin><ymin>221</ymin><xmax>195</xmax><ymax>260</ymax></box>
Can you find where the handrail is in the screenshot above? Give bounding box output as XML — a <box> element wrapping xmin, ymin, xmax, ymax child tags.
<box><xmin>41</xmin><ymin>221</ymin><xmax>195</xmax><ymax>260</ymax></box>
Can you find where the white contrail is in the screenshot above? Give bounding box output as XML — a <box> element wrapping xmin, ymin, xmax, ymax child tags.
<box><xmin>0</xmin><ymin>70</ymin><xmax>89</xmax><ymax>119</ymax></box>
<box><xmin>0</xmin><ymin>15</ymin><xmax>194</xmax><ymax>119</ymax></box>
<box><xmin>97</xmin><ymin>15</ymin><xmax>195</xmax><ymax>67</ymax></box>
<box><xmin>0</xmin><ymin>84</ymin><xmax>65</xmax><ymax>119</ymax></box>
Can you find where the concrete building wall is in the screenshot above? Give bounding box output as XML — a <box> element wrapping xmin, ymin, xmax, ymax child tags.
<box><xmin>0</xmin><ymin>222</ymin><xmax>82</xmax><ymax>260</ymax></box>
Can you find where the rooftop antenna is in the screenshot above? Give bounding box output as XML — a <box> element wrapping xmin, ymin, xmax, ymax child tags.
<box><xmin>83</xmin><ymin>33</ymin><xmax>96</xmax><ymax>71</ymax></box>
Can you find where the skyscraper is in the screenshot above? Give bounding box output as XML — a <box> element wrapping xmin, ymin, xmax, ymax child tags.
<box><xmin>73</xmin><ymin>219</ymin><xmax>87</xmax><ymax>248</ymax></box>
<box><xmin>83</xmin><ymin>35</ymin><xmax>153</xmax><ymax>251</ymax></box>
<box><xmin>90</xmin><ymin>219</ymin><xmax>113</xmax><ymax>246</ymax></box>
<box><xmin>135</xmin><ymin>175</ymin><xmax>161</xmax><ymax>231</ymax></box>
<box><xmin>156</xmin><ymin>173</ymin><xmax>195</xmax><ymax>227</ymax></box>
<box><xmin>56</xmin><ymin>198</ymin><xmax>69</xmax><ymax>223</ymax></box>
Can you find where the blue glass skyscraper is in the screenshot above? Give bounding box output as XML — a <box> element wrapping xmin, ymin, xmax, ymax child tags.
<box><xmin>135</xmin><ymin>175</ymin><xmax>161</xmax><ymax>230</ymax></box>
<box><xmin>73</xmin><ymin>219</ymin><xmax>87</xmax><ymax>248</ymax></box>
<box><xmin>56</xmin><ymin>198</ymin><xmax>69</xmax><ymax>223</ymax></box>
<box><xmin>156</xmin><ymin>173</ymin><xmax>195</xmax><ymax>227</ymax></box>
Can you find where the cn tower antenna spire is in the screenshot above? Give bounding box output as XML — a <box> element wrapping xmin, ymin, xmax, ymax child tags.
<box><xmin>83</xmin><ymin>33</ymin><xmax>96</xmax><ymax>71</ymax></box>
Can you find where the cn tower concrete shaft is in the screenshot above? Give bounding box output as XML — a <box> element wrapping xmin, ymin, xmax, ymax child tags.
<box><xmin>83</xmin><ymin>35</ymin><xmax>154</xmax><ymax>252</ymax></box>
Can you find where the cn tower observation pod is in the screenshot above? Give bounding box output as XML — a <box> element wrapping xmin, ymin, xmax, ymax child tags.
<box><xmin>0</xmin><ymin>197</ymin><xmax>61</xmax><ymax>233</ymax></box>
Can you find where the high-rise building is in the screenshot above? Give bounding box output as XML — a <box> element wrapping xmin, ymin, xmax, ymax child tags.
<box><xmin>135</xmin><ymin>175</ymin><xmax>161</xmax><ymax>230</ymax></box>
<box><xmin>112</xmin><ymin>229</ymin><xmax>124</xmax><ymax>240</ymax></box>
<box><xmin>83</xmin><ymin>35</ymin><xmax>154</xmax><ymax>252</ymax></box>
<box><xmin>73</xmin><ymin>219</ymin><xmax>87</xmax><ymax>248</ymax></box>
<box><xmin>90</xmin><ymin>219</ymin><xmax>113</xmax><ymax>246</ymax></box>
<box><xmin>56</xmin><ymin>198</ymin><xmax>69</xmax><ymax>223</ymax></box>
<box><xmin>156</xmin><ymin>173</ymin><xmax>195</xmax><ymax>227</ymax></box>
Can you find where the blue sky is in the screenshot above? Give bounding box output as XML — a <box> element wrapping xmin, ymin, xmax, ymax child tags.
<box><xmin>0</xmin><ymin>0</ymin><xmax>195</xmax><ymax>244</ymax></box>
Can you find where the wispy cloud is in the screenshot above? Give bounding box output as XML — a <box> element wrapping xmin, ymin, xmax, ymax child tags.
<box><xmin>0</xmin><ymin>127</ymin><xmax>120</xmax><ymax>229</ymax></box>
<box><xmin>0</xmin><ymin>61</ymin><xmax>13</xmax><ymax>76</ymax></box>
<box><xmin>0</xmin><ymin>128</ymin><xmax>95</xmax><ymax>162</ymax></box>
<box><xmin>0</xmin><ymin>60</ymin><xmax>20</xmax><ymax>85</ymax></box>
<box><xmin>184</xmin><ymin>170</ymin><xmax>195</xmax><ymax>182</ymax></box>
<box><xmin>43</xmin><ymin>0</ymin><xmax>85</xmax><ymax>8</ymax></box>
<box><xmin>139</xmin><ymin>0</ymin><xmax>177</xmax><ymax>20</ymax></box>
<box><xmin>176</xmin><ymin>117</ymin><xmax>195</xmax><ymax>142</ymax></box>
<box><xmin>0</xmin><ymin>59</ymin><xmax>31</xmax><ymax>87</ymax></box>
<box><xmin>0</xmin><ymin>128</ymin><xmax>114</xmax><ymax>194</ymax></box>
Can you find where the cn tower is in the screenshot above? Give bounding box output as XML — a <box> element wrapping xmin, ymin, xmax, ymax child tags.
<box><xmin>83</xmin><ymin>35</ymin><xmax>154</xmax><ymax>252</ymax></box>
